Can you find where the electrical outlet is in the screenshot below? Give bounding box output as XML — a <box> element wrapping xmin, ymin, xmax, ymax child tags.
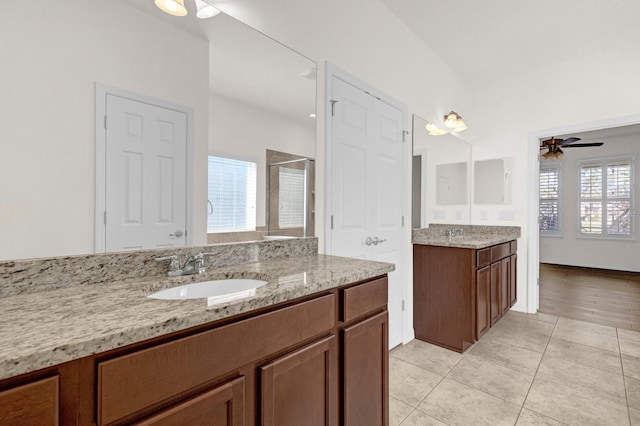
<box><xmin>480</xmin><ymin>210</ymin><xmax>488</xmax><ymax>220</ymax></box>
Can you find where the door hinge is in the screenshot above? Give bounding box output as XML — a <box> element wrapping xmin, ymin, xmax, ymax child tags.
<box><xmin>331</xmin><ymin>215</ymin><xmax>334</xmax><ymax>230</ymax></box>
<box><xmin>330</xmin><ymin>100</ymin><xmax>338</xmax><ymax>117</ymax></box>
<box><xmin>103</xmin><ymin>211</ymin><xmax>107</xmax><ymax>225</ymax></box>
<box><xmin>402</xmin><ymin>130</ymin><xmax>409</xmax><ymax>143</ymax></box>
<box><xmin>402</xmin><ymin>300</ymin><xmax>405</xmax><ymax>311</ymax></box>
<box><xmin>104</xmin><ymin>115</ymin><xmax>108</xmax><ymax>129</ymax></box>
<box><xmin>401</xmin><ymin>215</ymin><xmax>405</xmax><ymax>227</ymax></box>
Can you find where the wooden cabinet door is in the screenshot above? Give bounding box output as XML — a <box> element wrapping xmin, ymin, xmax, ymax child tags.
<box><xmin>133</xmin><ymin>377</ymin><xmax>244</xmax><ymax>426</ymax></box>
<box><xmin>510</xmin><ymin>254</ymin><xmax>517</xmax><ymax>307</ymax></box>
<box><xmin>342</xmin><ymin>311</ymin><xmax>388</xmax><ymax>426</ymax></box>
<box><xmin>500</xmin><ymin>257</ymin><xmax>511</xmax><ymax>316</ymax></box>
<box><xmin>261</xmin><ymin>335</ymin><xmax>337</xmax><ymax>426</ymax></box>
<box><xmin>0</xmin><ymin>376</ymin><xmax>58</xmax><ymax>426</ymax></box>
<box><xmin>476</xmin><ymin>266</ymin><xmax>491</xmax><ymax>339</ymax></box>
<box><xmin>490</xmin><ymin>261</ymin><xmax>501</xmax><ymax>326</ymax></box>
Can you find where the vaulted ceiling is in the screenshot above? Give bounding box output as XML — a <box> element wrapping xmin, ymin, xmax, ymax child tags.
<box><xmin>380</xmin><ymin>0</ymin><xmax>640</xmax><ymax>88</ymax></box>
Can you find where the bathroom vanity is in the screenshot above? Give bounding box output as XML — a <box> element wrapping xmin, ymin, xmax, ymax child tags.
<box><xmin>0</xmin><ymin>242</ymin><xmax>393</xmax><ymax>426</ymax></box>
<box><xmin>412</xmin><ymin>225</ymin><xmax>520</xmax><ymax>352</ymax></box>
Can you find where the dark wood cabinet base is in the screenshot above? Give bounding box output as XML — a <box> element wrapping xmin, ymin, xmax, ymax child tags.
<box><xmin>413</xmin><ymin>241</ymin><xmax>517</xmax><ymax>352</ymax></box>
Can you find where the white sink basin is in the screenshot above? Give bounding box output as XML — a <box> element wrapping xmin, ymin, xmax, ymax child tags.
<box><xmin>148</xmin><ymin>279</ymin><xmax>268</xmax><ymax>300</ymax></box>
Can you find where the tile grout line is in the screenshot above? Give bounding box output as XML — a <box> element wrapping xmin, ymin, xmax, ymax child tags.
<box><xmin>617</xmin><ymin>327</ymin><xmax>633</xmax><ymax>426</ymax></box>
<box><xmin>512</xmin><ymin>315</ymin><xmax>561</xmax><ymax>425</ymax></box>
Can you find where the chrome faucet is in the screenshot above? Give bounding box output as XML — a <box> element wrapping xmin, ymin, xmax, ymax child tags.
<box><xmin>446</xmin><ymin>228</ymin><xmax>463</xmax><ymax>241</ymax></box>
<box><xmin>155</xmin><ymin>253</ymin><xmax>216</xmax><ymax>277</ymax></box>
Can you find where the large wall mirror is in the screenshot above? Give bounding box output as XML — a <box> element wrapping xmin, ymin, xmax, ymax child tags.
<box><xmin>412</xmin><ymin>115</ymin><xmax>471</xmax><ymax>228</ymax></box>
<box><xmin>0</xmin><ymin>0</ymin><xmax>316</xmax><ymax>261</ymax></box>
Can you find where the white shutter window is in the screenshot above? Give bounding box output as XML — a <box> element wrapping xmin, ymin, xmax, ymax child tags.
<box><xmin>278</xmin><ymin>167</ymin><xmax>305</xmax><ymax>228</ymax></box>
<box><xmin>207</xmin><ymin>156</ymin><xmax>257</xmax><ymax>233</ymax></box>
<box><xmin>579</xmin><ymin>157</ymin><xmax>633</xmax><ymax>238</ymax></box>
<box><xmin>539</xmin><ymin>164</ymin><xmax>560</xmax><ymax>234</ymax></box>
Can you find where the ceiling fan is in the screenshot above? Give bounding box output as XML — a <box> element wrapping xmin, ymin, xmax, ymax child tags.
<box><xmin>540</xmin><ymin>136</ymin><xmax>604</xmax><ymax>160</ymax></box>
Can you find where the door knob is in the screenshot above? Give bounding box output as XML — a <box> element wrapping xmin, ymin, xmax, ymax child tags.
<box><xmin>170</xmin><ymin>230</ymin><xmax>184</xmax><ymax>238</ymax></box>
<box><xmin>374</xmin><ymin>237</ymin><xmax>387</xmax><ymax>245</ymax></box>
<box><xmin>364</xmin><ymin>236</ymin><xmax>374</xmax><ymax>246</ymax></box>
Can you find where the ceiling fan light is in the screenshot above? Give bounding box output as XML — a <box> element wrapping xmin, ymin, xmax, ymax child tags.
<box><xmin>444</xmin><ymin>111</ymin><xmax>459</xmax><ymax>129</ymax></box>
<box><xmin>195</xmin><ymin>0</ymin><xmax>221</xmax><ymax>18</ymax></box>
<box><xmin>155</xmin><ymin>0</ymin><xmax>188</xmax><ymax>16</ymax></box>
<box><xmin>425</xmin><ymin>122</ymin><xmax>448</xmax><ymax>135</ymax></box>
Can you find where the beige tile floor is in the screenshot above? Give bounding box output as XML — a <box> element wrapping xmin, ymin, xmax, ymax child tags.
<box><xmin>390</xmin><ymin>311</ymin><xmax>640</xmax><ymax>425</ymax></box>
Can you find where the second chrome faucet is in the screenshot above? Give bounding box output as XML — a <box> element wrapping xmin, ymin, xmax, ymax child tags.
<box><xmin>155</xmin><ymin>252</ymin><xmax>216</xmax><ymax>277</ymax></box>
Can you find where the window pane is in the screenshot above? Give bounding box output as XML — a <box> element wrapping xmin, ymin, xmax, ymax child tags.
<box><xmin>580</xmin><ymin>164</ymin><xmax>602</xmax><ymax>198</ymax></box>
<box><xmin>607</xmin><ymin>200</ymin><xmax>632</xmax><ymax>235</ymax></box>
<box><xmin>278</xmin><ymin>167</ymin><xmax>305</xmax><ymax>228</ymax></box>
<box><xmin>539</xmin><ymin>200</ymin><xmax>559</xmax><ymax>232</ymax></box>
<box><xmin>607</xmin><ymin>161</ymin><xmax>631</xmax><ymax>198</ymax></box>
<box><xmin>207</xmin><ymin>156</ymin><xmax>257</xmax><ymax>233</ymax></box>
<box><xmin>580</xmin><ymin>201</ymin><xmax>602</xmax><ymax>234</ymax></box>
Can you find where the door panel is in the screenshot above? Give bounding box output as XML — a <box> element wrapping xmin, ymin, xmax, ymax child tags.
<box><xmin>342</xmin><ymin>311</ymin><xmax>388</xmax><ymax>426</ymax></box>
<box><xmin>330</xmin><ymin>76</ymin><xmax>405</xmax><ymax>348</ymax></box>
<box><xmin>490</xmin><ymin>262</ymin><xmax>501</xmax><ymax>326</ymax></box>
<box><xmin>105</xmin><ymin>94</ymin><xmax>187</xmax><ymax>252</ymax></box>
<box><xmin>133</xmin><ymin>377</ymin><xmax>244</xmax><ymax>426</ymax></box>
<box><xmin>260</xmin><ymin>336</ymin><xmax>337</xmax><ymax>426</ymax></box>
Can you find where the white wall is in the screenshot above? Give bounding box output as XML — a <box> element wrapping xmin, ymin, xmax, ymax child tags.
<box><xmin>0</xmin><ymin>0</ymin><xmax>209</xmax><ymax>260</ymax></box>
<box><xmin>540</xmin><ymin>133</ymin><xmax>640</xmax><ymax>272</ymax></box>
<box><xmin>472</xmin><ymin>44</ymin><xmax>640</xmax><ymax>311</ymax></box>
<box><xmin>209</xmin><ymin>93</ymin><xmax>315</xmax><ymax>228</ymax></box>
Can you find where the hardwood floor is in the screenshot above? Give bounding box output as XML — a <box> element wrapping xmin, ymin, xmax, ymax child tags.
<box><xmin>539</xmin><ymin>263</ymin><xmax>640</xmax><ymax>331</ymax></box>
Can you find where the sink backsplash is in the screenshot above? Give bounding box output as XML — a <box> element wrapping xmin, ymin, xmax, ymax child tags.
<box><xmin>0</xmin><ymin>238</ymin><xmax>318</xmax><ymax>297</ymax></box>
<box><xmin>412</xmin><ymin>224</ymin><xmax>521</xmax><ymax>240</ymax></box>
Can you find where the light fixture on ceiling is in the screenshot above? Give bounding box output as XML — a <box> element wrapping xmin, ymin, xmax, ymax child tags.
<box><xmin>443</xmin><ymin>111</ymin><xmax>467</xmax><ymax>132</ymax></box>
<box><xmin>154</xmin><ymin>0</ymin><xmax>188</xmax><ymax>16</ymax></box>
<box><xmin>195</xmin><ymin>0</ymin><xmax>221</xmax><ymax>18</ymax></box>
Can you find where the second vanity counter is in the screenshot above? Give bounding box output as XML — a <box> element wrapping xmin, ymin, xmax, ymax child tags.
<box><xmin>0</xmin><ymin>254</ymin><xmax>394</xmax><ymax>381</ymax></box>
<box><xmin>412</xmin><ymin>224</ymin><xmax>521</xmax><ymax>249</ymax></box>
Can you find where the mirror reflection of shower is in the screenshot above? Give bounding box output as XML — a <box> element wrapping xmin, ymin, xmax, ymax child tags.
<box><xmin>267</xmin><ymin>150</ymin><xmax>315</xmax><ymax>238</ymax></box>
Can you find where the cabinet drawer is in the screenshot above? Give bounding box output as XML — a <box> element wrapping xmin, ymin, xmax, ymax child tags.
<box><xmin>510</xmin><ymin>240</ymin><xmax>517</xmax><ymax>254</ymax></box>
<box><xmin>490</xmin><ymin>242</ymin><xmax>511</xmax><ymax>262</ymax></box>
<box><xmin>133</xmin><ymin>377</ymin><xmax>244</xmax><ymax>426</ymax></box>
<box><xmin>0</xmin><ymin>376</ymin><xmax>58</xmax><ymax>426</ymax></box>
<box><xmin>476</xmin><ymin>248</ymin><xmax>491</xmax><ymax>268</ymax></box>
<box><xmin>98</xmin><ymin>294</ymin><xmax>335</xmax><ymax>425</ymax></box>
<box><xmin>341</xmin><ymin>277</ymin><xmax>387</xmax><ymax>322</ymax></box>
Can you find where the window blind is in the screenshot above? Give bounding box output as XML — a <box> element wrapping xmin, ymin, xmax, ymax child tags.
<box><xmin>278</xmin><ymin>167</ymin><xmax>305</xmax><ymax>228</ymax></box>
<box><xmin>539</xmin><ymin>165</ymin><xmax>560</xmax><ymax>233</ymax></box>
<box><xmin>207</xmin><ymin>156</ymin><xmax>257</xmax><ymax>233</ymax></box>
<box><xmin>579</xmin><ymin>158</ymin><xmax>632</xmax><ymax>237</ymax></box>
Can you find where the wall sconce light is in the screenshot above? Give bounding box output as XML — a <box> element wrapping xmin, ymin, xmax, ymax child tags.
<box><xmin>155</xmin><ymin>0</ymin><xmax>221</xmax><ymax>18</ymax></box>
<box><xmin>444</xmin><ymin>111</ymin><xmax>467</xmax><ymax>132</ymax></box>
<box><xmin>425</xmin><ymin>122</ymin><xmax>448</xmax><ymax>136</ymax></box>
<box><xmin>425</xmin><ymin>110</ymin><xmax>468</xmax><ymax>136</ymax></box>
<box><xmin>154</xmin><ymin>0</ymin><xmax>188</xmax><ymax>16</ymax></box>
<box><xmin>195</xmin><ymin>0</ymin><xmax>221</xmax><ymax>18</ymax></box>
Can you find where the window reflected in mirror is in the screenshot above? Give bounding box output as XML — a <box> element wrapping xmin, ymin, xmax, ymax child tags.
<box><xmin>207</xmin><ymin>156</ymin><xmax>257</xmax><ymax>233</ymax></box>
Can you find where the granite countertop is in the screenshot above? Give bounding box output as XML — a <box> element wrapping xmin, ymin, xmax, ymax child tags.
<box><xmin>0</xmin><ymin>254</ymin><xmax>394</xmax><ymax>381</ymax></box>
<box><xmin>412</xmin><ymin>225</ymin><xmax>521</xmax><ymax>249</ymax></box>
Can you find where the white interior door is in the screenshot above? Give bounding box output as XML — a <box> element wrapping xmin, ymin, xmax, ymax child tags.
<box><xmin>329</xmin><ymin>77</ymin><xmax>405</xmax><ymax>348</ymax></box>
<box><xmin>104</xmin><ymin>94</ymin><xmax>187</xmax><ymax>251</ymax></box>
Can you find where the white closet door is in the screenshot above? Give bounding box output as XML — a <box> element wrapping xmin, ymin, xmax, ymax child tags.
<box><xmin>330</xmin><ymin>77</ymin><xmax>405</xmax><ymax>348</ymax></box>
<box><xmin>105</xmin><ymin>94</ymin><xmax>187</xmax><ymax>252</ymax></box>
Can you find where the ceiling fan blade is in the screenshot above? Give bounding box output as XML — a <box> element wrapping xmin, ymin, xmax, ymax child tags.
<box><xmin>559</xmin><ymin>137</ymin><xmax>581</xmax><ymax>146</ymax></box>
<box><xmin>563</xmin><ymin>142</ymin><xmax>604</xmax><ymax>148</ymax></box>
